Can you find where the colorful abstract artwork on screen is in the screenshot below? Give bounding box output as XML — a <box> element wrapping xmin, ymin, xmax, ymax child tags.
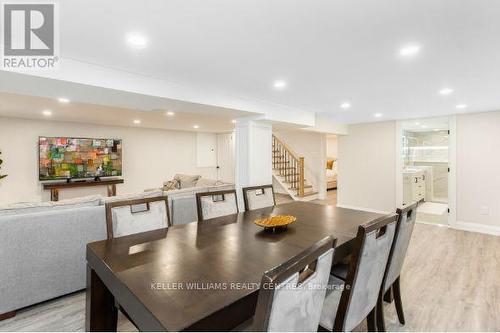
<box><xmin>39</xmin><ymin>137</ymin><xmax>122</xmax><ymax>180</ymax></box>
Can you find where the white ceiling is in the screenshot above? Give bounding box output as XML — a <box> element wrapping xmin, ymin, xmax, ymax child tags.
<box><xmin>0</xmin><ymin>92</ymin><xmax>242</xmax><ymax>133</ymax></box>
<box><xmin>49</xmin><ymin>0</ymin><xmax>500</xmax><ymax>124</ymax></box>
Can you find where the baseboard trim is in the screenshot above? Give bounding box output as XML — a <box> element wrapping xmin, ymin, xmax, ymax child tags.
<box><xmin>452</xmin><ymin>221</ymin><xmax>500</xmax><ymax>236</ymax></box>
<box><xmin>336</xmin><ymin>204</ymin><xmax>392</xmax><ymax>215</ymax></box>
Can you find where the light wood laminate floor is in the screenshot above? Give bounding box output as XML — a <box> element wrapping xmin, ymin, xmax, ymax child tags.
<box><xmin>1</xmin><ymin>206</ymin><xmax>499</xmax><ymax>331</ymax></box>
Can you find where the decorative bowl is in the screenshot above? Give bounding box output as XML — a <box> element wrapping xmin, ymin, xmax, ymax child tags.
<box><xmin>254</xmin><ymin>215</ymin><xmax>297</xmax><ymax>232</ymax></box>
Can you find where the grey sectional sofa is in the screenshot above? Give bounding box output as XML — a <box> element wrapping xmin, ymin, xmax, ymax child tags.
<box><xmin>0</xmin><ymin>180</ymin><xmax>234</xmax><ymax>316</ymax></box>
<box><xmin>0</xmin><ymin>198</ymin><xmax>106</xmax><ymax>316</ymax></box>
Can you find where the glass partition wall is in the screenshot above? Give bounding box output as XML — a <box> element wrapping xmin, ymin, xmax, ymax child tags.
<box><xmin>401</xmin><ymin>117</ymin><xmax>449</xmax><ymax>225</ymax></box>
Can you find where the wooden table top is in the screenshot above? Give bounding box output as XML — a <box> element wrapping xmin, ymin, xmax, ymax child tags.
<box><xmin>86</xmin><ymin>201</ymin><xmax>383</xmax><ymax>331</ymax></box>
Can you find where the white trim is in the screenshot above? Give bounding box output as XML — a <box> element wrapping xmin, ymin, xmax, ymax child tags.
<box><xmin>395</xmin><ymin>121</ymin><xmax>403</xmax><ymax>208</ymax></box>
<box><xmin>453</xmin><ymin>221</ymin><xmax>500</xmax><ymax>236</ymax></box>
<box><xmin>336</xmin><ymin>204</ymin><xmax>392</xmax><ymax>215</ymax></box>
<box><xmin>447</xmin><ymin>115</ymin><xmax>457</xmax><ymax>227</ymax></box>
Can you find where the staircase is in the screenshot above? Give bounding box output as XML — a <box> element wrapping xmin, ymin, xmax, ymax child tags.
<box><xmin>272</xmin><ymin>135</ymin><xmax>318</xmax><ymax>201</ymax></box>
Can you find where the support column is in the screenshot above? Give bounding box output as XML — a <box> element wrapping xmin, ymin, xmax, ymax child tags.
<box><xmin>234</xmin><ymin>119</ymin><xmax>272</xmax><ymax>210</ymax></box>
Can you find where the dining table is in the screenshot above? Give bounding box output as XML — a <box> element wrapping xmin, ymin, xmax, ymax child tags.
<box><xmin>85</xmin><ymin>201</ymin><xmax>384</xmax><ymax>331</ymax></box>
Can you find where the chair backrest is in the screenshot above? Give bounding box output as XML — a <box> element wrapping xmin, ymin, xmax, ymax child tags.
<box><xmin>242</xmin><ymin>185</ymin><xmax>276</xmax><ymax>211</ymax></box>
<box><xmin>334</xmin><ymin>214</ymin><xmax>398</xmax><ymax>332</ymax></box>
<box><xmin>105</xmin><ymin>196</ymin><xmax>170</xmax><ymax>239</ymax></box>
<box><xmin>195</xmin><ymin>190</ymin><xmax>238</xmax><ymax>221</ymax></box>
<box><xmin>382</xmin><ymin>202</ymin><xmax>418</xmax><ymax>292</ymax></box>
<box><xmin>253</xmin><ymin>236</ymin><xmax>336</xmax><ymax>332</ymax></box>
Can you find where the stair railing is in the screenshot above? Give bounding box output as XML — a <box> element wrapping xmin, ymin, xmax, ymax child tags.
<box><xmin>272</xmin><ymin>135</ymin><xmax>305</xmax><ymax>196</ymax></box>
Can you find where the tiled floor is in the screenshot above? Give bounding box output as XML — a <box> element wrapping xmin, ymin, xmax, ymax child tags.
<box><xmin>417</xmin><ymin>201</ymin><xmax>448</xmax><ymax>225</ymax></box>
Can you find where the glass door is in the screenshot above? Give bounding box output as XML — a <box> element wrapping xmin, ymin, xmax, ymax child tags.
<box><xmin>401</xmin><ymin>117</ymin><xmax>449</xmax><ymax>225</ymax></box>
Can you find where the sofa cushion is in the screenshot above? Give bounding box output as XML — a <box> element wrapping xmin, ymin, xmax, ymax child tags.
<box><xmin>195</xmin><ymin>178</ymin><xmax>218</xmax><ymax>187</ymax></box>
<box><xmin>101</xmin><ymin>189</ymin><xmax>164</xmax><ymax>204</ymax></box>
<box><xmin>163</xmin><ymin>179</ymin><xmax>180</xmax><ymax>191</ymax></box>
<box><xmin>0</xmin><ymin>195</ymin><xmax>102</xmax><ymax>217</ymax></box>
<box><xmin>174</xmin><ymin>174</ymin><xmax>201</xmax><ymax>189</ymax></box>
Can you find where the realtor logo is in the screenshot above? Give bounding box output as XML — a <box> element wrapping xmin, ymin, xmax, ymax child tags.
<box><xmin>1</xmin><ymin>1</ymin><xmax>59</xmax><ymax>70</ymax></box>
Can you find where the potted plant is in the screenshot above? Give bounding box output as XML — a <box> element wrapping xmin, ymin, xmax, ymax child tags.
<box><xmin>0</xmin><ymin>151</ymin><xmax>7</xmax><ymax>180</ymax></box>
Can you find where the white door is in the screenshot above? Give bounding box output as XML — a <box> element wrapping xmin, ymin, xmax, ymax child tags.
<box><xmin>217</xmin><ymin>133</ymin><xmax>235</xmax><ymax>183</ymax></box>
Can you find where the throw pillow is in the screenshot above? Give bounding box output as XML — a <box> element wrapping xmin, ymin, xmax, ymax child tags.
<box><xmin>163</xmin><ymin>179</ymin><xmax>180</xmax><ymax>191</ymax></box>
<box><xmin>174</xmin><ymin>174</ymin><xmax>201</xmax><ymax>189</ymax></box>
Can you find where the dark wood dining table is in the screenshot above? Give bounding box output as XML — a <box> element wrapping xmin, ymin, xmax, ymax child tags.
<box><xmin>85</xmin><ymin>201</ymin><xmax>383</xmax><ymax>332</ymax></box>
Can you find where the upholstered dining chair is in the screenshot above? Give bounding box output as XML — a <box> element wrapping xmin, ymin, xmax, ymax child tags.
<box><xmin>196</xmin><ymin>189</ymin><xmax>239</xmax><ymax>221</ymax></box>
<box><xmin>105</xmin><ymin>196</ymin><xmax>171</xmax><ymax>239</ymax></box>
<box><xmin>319</xmin><ymin>213</ymin><xmax>398</xmax><ymax>332</ymax></box>
<box><xmin>376</xmin><ymin>202</ymin><xmax>418</xmax><ymax>331</ymax></box>
<box><xmin>242</xmin><ymin>184</ymin><xmax>276</xmax><ymax>211</ymax></box>
<box><xmin>234</xmin><ymin>236</ymin><xmax>336</xmax><ymax>332</ymax></box>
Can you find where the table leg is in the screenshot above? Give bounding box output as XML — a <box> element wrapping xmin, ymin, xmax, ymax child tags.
<box><xmin>107</xmin><ymin>184</ymin><xmax>117</xmax><ymax>197</ymax></box>
<box><xmin>51</xmin><ymin>189</ymin><xmax>59</xmax><ymax>201</ymax></box>
<box><xmin>85</xmin><ymin>265</ymin><xmax>117</xmax><ymax>332</ymax></box>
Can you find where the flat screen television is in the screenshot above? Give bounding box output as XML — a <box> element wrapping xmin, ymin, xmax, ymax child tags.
<box><xmin>39</xmin><ymin>136</ymin><xmax>123</xmax><ymax>181</ymax></box>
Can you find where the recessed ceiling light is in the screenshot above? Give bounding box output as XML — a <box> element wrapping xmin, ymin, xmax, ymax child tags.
<box><xmin>399</xmin><ymin>44</ymin><xmax>421</xmax><ymax>57</ymax></box>
<box><xmin>273</xmin><ymin>80</ymin><xmax>287</xmax><ymax>90</ymax></box>
<box><xmin>456</xmin><ymin>104</ymin><xmax>468</xmax><ymax>109</ymax></box>
<box><xmin>340</xmin><ymin>102</ymin><xmax>351</xmax><ymax>109</ymax></box>
<box><xmin>193</xmin><ymin>125</ymin><xmax>200</xmax><ymax>129</ymax></box>
<box><xmin>42</xmin><ymin>110</ymin><xmax>52</xmax><ymax>116</ymax></box>
<box><xmin>57</xmin><ymin>97</ymin><xmax>70</xmax><ymax>103</ymax></box>
<box><xmin>421</xmin><ymin>125</ymin><xmax>428</xmax><ymax>129</ymax></box>
<box><xmin>439</xmin><ymin>88</ymin><xmax>454</xmax><ymax>95</ymax></box>
<box><xmin>374</xmin><ymin>113</ymin><xmax>383</xmax><ymax>118</ymax></box>
<box><xmin>133</xmin><ymin>119</ymin><xmax>141</xmax><ymax>124</ymax></box>
<box><xmin>231</xmin><ymin>119</ymin><xmax>237</xmax><ymax>124</ymax></box>
<box><xmin>165</xmin><ymin>111</ymin><xmax>175</xmax><ymax>116</ymax></box>
<box><xmin>126</xmin><ymin>33</ymin><xmax>148</xmax><ymax>49</ymax></box>
<box><xmin>415</xmin><ymin>122</ymin><xmax>421</xmax><ymax>126</ymax></box>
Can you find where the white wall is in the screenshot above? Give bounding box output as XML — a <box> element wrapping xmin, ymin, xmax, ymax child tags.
<box><xmin>0</xmin><ymin>117</ymin><xmax>217</xmax><ymax>204</ymax></box>
<box><xmin>456</xmin><ymin>111</ymin><xmax>500</xmax><ymax>231</ymax></box>
<box><xmin>196</xmin><ymin>132</ymin><xmax>217</xmax><ymax>167</ymax></box>
<box><xmin>337</xmin><ymin>121</ymin><xmax>397</xmax><ymax>213</ymax></box>
<box><xmin>234</xmin><ymin>120</ymin><xmax>272</xmax><ymax>209</ymax></box>
<box><xmin>326</xmin><ymin>135</ymin><xmax>338</xmax><ymax>158</ymax></box>
<box><xmin>337</xmin><ymin>111</ymin><xmax>500</xmax><ymax>235</ymax></box>
<box><xmin>273</xmin><ymin>129</ymin><xmax>327</xmax><ymax>199</ymax></box>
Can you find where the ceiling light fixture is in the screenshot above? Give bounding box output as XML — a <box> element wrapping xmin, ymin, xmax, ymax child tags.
<box><xmin>166</xmin><ymin>111</ymin><xmax>175</xmax><ymax>116</ymax></box>
<box><xmin>374</xmin><ymin>113</ymin><xmax>383</xmax><ymax>118</ymax></box>
<box><xmin>340</xmin><ymin>102</ymin><xmax>351</xmax><ymax>109</ymax></box>
<box><xmin>456</xmin><ymin>104</ymin><xmax>467</xmax><ymax>109</ymax></box>
<box><xmin>133</xmin><ymin>119</ymin><xmax>141</xmax><ymax>124</ymax></box>
<box><xmin>439</xmin><ymin>88</ymin><xmax>454</xmax><ymax>95</ymax></box>
<box><xmin>231</xmin><ymin>119</ymin><xmax>237</xmax><ymax>124</ymax></box>
<box><xmin>399</xmin><ymin>44</ymin><xmax>421</xmax><ymax>57</ymax></box>
<box><xmin>57</xmin><ymin>97</ymin><xmax>70</xmax><ymax>103</ymax></box>
<box><xmin>42</xmin><ymin>110</ymin><xmax>52</xmax><ymax>116</ymax></box>
<box><xmin>193</xmin><ymin>125</ymin><xmax>200</xmax><ymax>129</ymax></box>
<box><xmin>273</xmin><ymin>80</ymin><xmax>287</xmax><ymax>90</ymax></box>
<box><xmin>126</xmin><ymin>33</ymin><xmax>148</xmax><ymax>49</ymax></box>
